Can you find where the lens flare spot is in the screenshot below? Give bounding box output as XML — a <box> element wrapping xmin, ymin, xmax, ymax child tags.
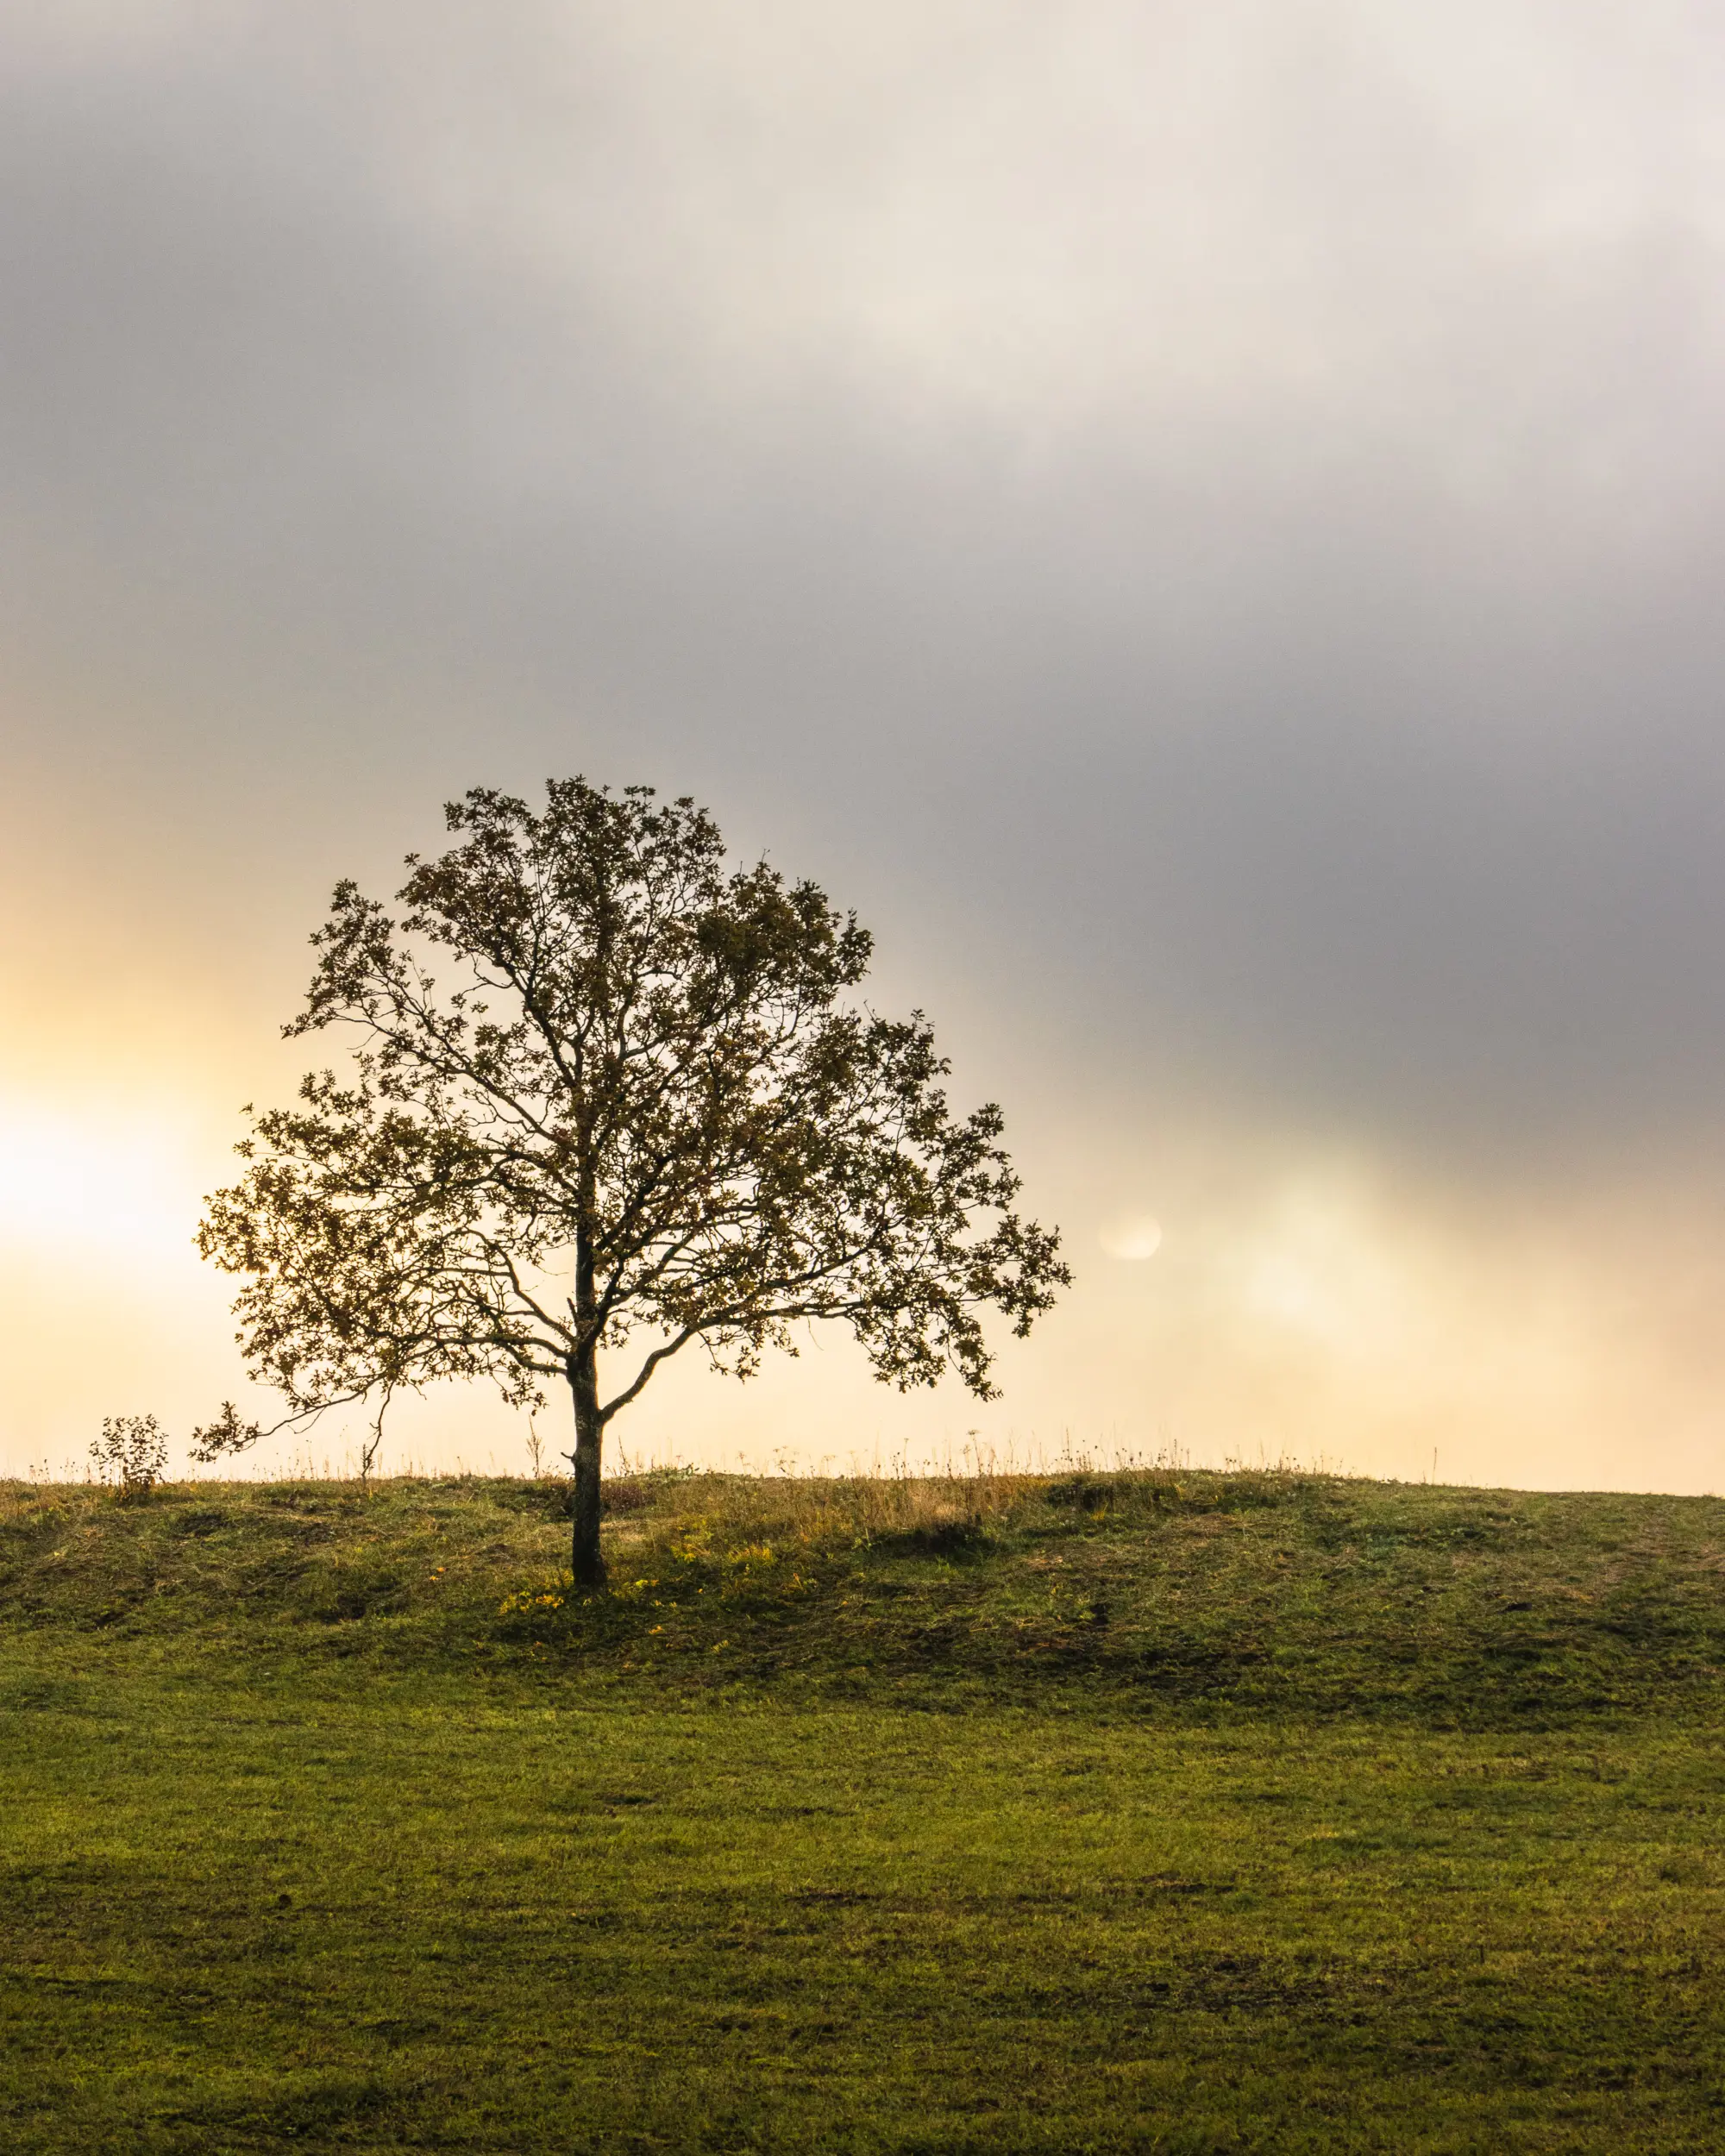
<box><xmin>1100</xmin><ymin>1213</ymin><xmax>1162</xmax><ymax>1261</ymax></box>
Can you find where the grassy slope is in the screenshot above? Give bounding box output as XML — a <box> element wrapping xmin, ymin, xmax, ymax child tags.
<box><xmin>3</xmin><ymin>1468</ymin><xmax>1725</xmax><ymax>2153</ymax></box>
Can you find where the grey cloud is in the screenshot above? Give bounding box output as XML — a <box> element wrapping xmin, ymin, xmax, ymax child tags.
<box><xmin>3</xmin><ymin>1</ymin><xmax>1725</xmax><ymax>1168</ymax></box>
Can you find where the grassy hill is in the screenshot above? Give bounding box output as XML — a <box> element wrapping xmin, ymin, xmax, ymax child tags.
<box><xmin>5</xmin><ymin>1467</ymin><xmax>1725</xmax><ymax>2152</ymax></box>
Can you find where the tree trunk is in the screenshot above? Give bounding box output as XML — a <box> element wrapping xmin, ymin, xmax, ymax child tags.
<box><xmin>568</xmin><ymin>1349</ymin><xmax>606</xmax><ymax>1587</ymax></box>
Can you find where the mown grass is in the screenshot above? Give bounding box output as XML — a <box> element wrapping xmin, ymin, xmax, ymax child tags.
<box><xmin>4</xmin><ymin>1468</ymin><xmax>1725</xmax><ymax>2151</ymax></box>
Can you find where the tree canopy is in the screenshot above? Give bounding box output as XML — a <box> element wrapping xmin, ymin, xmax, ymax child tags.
<box><xmin>197</xmin><ymin>780</ymin><xmax>1070</xmax><ymax>1580</ymax></box>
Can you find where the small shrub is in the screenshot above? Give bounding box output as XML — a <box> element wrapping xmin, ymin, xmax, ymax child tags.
<box><xmin>90</xmin><ymin>1414</ymin><xmax>169</xmax><ymax>1500</ymax></box>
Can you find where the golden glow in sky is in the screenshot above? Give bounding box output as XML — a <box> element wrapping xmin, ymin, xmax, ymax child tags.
<box><xmin>0</xmin><ymin>1098</ymin><xmax>191</xmax><ymax>1258</ymax></box>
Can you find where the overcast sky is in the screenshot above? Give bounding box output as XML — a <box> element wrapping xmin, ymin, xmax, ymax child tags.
<box><xmin>3</xmin><ymin>3</ymin><xmax>1724</xmax><ymax>1488</ymax></box>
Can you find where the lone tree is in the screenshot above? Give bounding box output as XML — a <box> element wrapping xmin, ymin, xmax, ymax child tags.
<box><xmin>195</xmin><ymin>780</ymin><xmax>1070</xmax><ymax>1583</ymax></box>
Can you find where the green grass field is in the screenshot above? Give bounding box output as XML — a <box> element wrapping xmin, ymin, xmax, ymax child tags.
<box><xmin>5</xmin><ymin>1465</ymin><xmax>1725</xmax><ymax>2152</ymax></box>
